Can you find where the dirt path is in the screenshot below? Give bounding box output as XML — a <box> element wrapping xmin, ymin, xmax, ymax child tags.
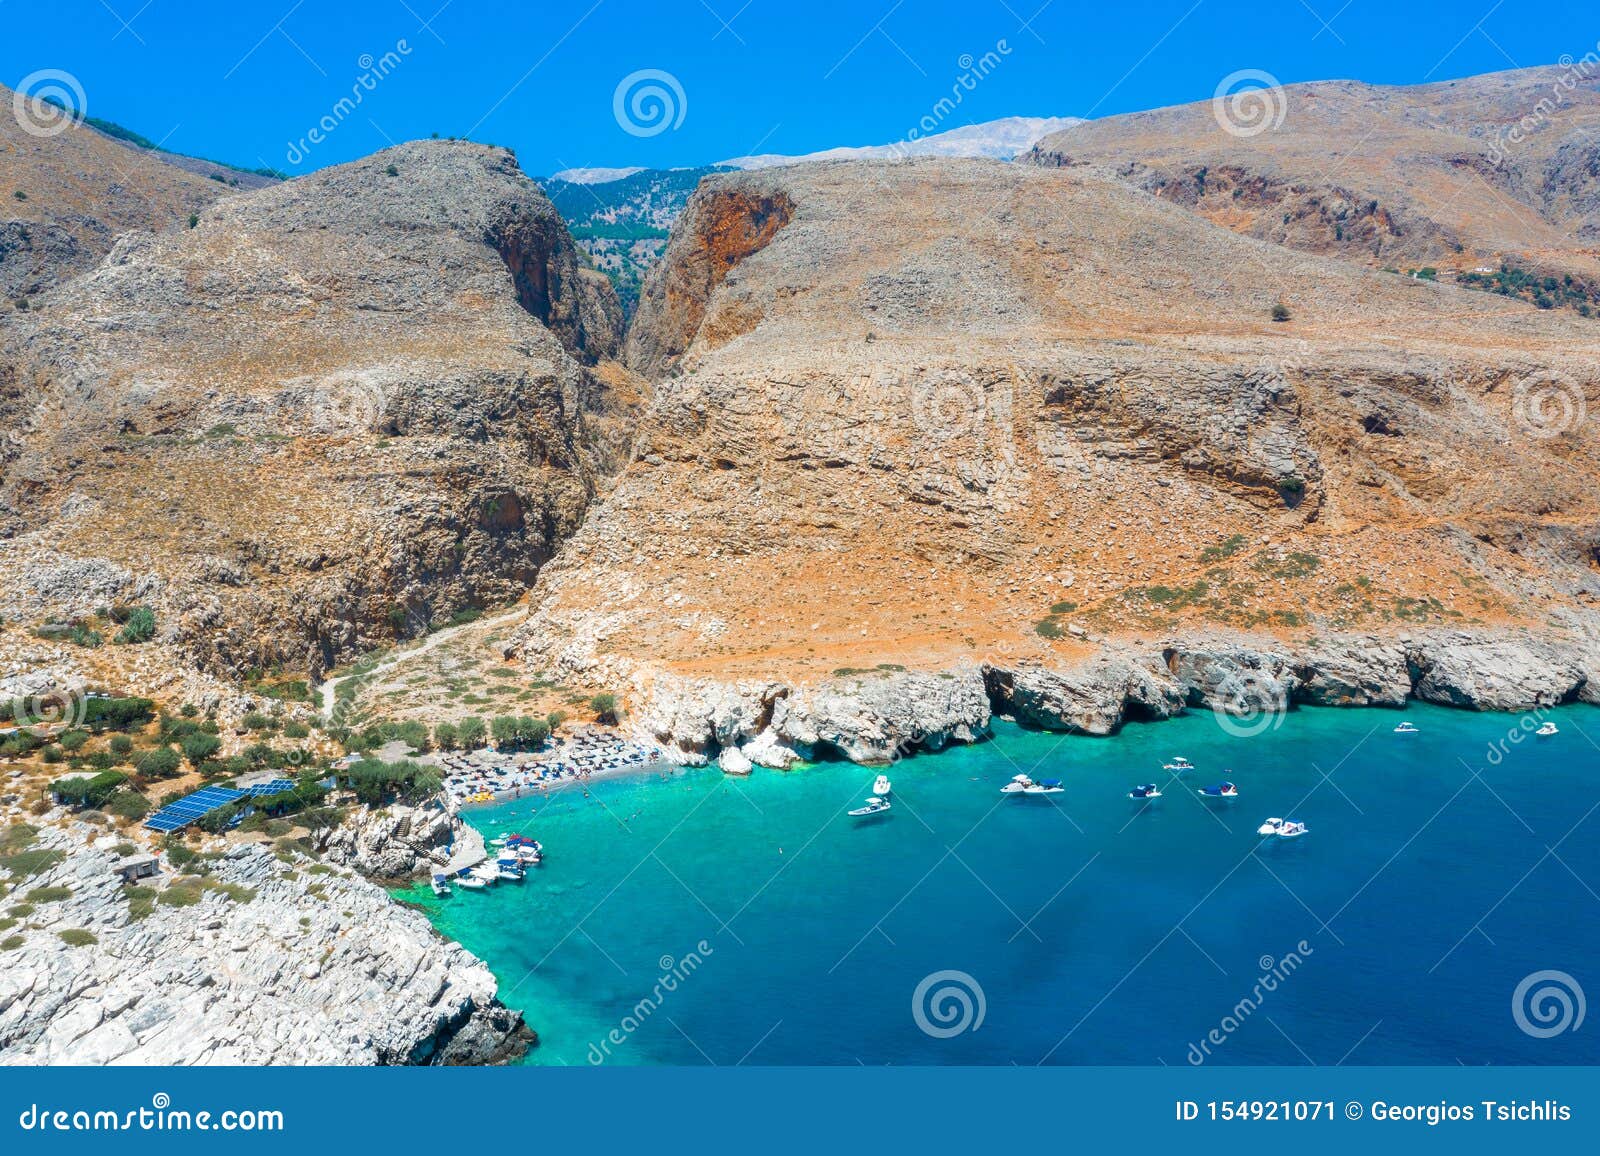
<box><xmin>317</xmin><ymin>606</ymin><xmax>528</xmax><ymax>721</ymax></box>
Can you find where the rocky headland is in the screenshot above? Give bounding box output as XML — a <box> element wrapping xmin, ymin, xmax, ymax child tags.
<box><xmin>0</xmin><ymin>824</ymin><xmax>530</xmax><ymax>1064</ymax></box>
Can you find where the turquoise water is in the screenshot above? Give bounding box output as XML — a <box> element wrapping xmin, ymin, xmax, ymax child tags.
<box><xmin>400</xmin><ymin>704</ymin><xmax>1600</xmax><ymax>1065</ymax></box>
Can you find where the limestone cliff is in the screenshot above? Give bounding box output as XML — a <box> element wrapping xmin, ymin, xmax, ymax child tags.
<box><xmin>509</xmin><ymin>156</ymin><xmax>1600</xmax><ymax>756</ymax></box>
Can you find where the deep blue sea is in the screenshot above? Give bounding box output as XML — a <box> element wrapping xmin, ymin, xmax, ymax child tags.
<box><xmin>399</xmin><ymin>703</ymin><xmax>1600</xmax><ymax>1066</ymax></box>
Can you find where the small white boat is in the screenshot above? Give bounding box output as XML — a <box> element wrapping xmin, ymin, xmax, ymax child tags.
<box><xmin>872</xmin><ymin>774</ymin><xmax>892</xmax><ymax>797</ymax></box>
<box><xmin>509</xmin><ymin>844</ymin><xmax>543</xmax><ymax>864</ymax></box>
<box><xmin>1023</xmin><ymin>778</ymin><xmax>1064</xmax><ymax>795</ymax></box>
<box><xmin>848</xmin><ymin>797</ymin><xmax>892</xmax><ymax>817</ymax></box>
<box><xmin>1197</xmin><ymin>782</ymin><xmax>1239</xmax><ymax>798</ymax></box>
<box><xmin>1257</xmin><ymin>817</ymin><xmax>1309</xmax><ymax>838</ymax></box>
<box><xmin>1129</xmin><ymin>784</ymin><xmax>1161</xmax><ymax>799</ymax></box>
<box><xmin>1393</xmin><ymin>722</ymin><xmax>1418</xmax><ymax>734</ymax></box>
<box><xmin>456</xmin><ymin>873</ymin><xmax>489</xmax><ymax>890</ymax></box>
<box><xmin>1536</xmin><ymin>722</ymin><xmax>1559</xmax><ymax>737</ymax></box>
<box><xmin>495</xmin><ymin>857</ymin><xmax>525</xmax><ymax>881</ymax></box>
<box><xmin>1163</xmin><ymin>756</ymin><xmax>1194</xmax><ymax>772</ymax></box>
<box><xmin>1000</xmin><ymin>774</ymin><xmax>1035</xmax><ymax>794</ymax></box>
<box><xmin>430</xmin><ymin>873</ymin><xmax>452</xmax><ymax>897</ymax></box>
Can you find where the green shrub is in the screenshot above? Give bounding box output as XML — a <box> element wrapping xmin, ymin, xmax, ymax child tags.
<box><xmin>58</xmin><ymin>928</ymin><xmax>97</xmax><ymax>947</ymax></box>
<box><xmin>339</xmin><ymin>758</ymin><xmax>442</xmax><ymax>806</ymax></box>
<box><xmin>457</xmin><ymin>717</ymin><xmax>486</xmax><ymax>748</ymax></box>
<box><xmin>135</xmin><ymin>746</ymin><xmax>183</xmax><ymax>779</ymax></box>
<box><xmin>26</xmin><ymin>885</ymin><xmax>72</xmax><ymax>903</ymax></box>
<box><xmin>0</xmin><ymin>935</ymin><xmax>23</xmax><ymax>951</ymax></box>
<box><xmin>1</xmin><ymin>824</ymin><xmax>37</xmax><ymax>852</ymax></box>
<box><xmin>106</xmin><ymin>791</ymin><xmax>150</xmax><ymax>821</ymax></box>
<box><xmin>180</xmin><ymin>732</ymin><xmax>222</xmax><ymax>767</ymax></box>
<box><xmin>84</xmin><ymin>697</ymin><xmax>155</xmax><ymax>732</ymax></box>
<box><xmin>50</xmin><ymin>770</ymin><xmax>127</xmax><ymax>808</ymax></box>
<box><xmin>158</xmin><ymin>877</ymin><xmax>205</xmax><ymax>907</ymax></box>
<box><xmin>589</xmin><ymin>693</ymin><xmax>618</xmax><ymax>724</ymax></box>
<box><xmin>114</xmin><ymin>607</ymin><xmax>156</xmax><ymax>644</ymax></box>
<box><xmin>1270</xmin><ymin>303</ymin><xmax>1291</xmax><ymax>322</ymax></box>
<box><xmin>126</xmin><ymin>884</ymin><xmax>157</xmax><ymax>920</ymax></box>
<box><xmin>109</xmin><ymin>735</ymin><xmax>134</xmax><ymax>760</ymax></box>
<box><xmin>0</xmin><ymin>849</ymin><xmax>66</xmax><ymax>876</ymax></box>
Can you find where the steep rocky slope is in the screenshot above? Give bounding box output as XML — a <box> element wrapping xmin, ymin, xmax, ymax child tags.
<box><xmin>0</xmin><ymin>84</ymin><xmax>245</xmax><ymax>302</ymax></box>
<box><xmin>509</xmin><ymin>157</ymin><xmax>1600</xmax><ymax>759</ymax></box>
<box><xmin>0</xmin><ymin>140</ymin><xmax>631</xmax><ymax>682</ymax></box>
<box><xmin>0</xmin><ymin>826</ymin><xmax>531</xmax><ymax>1064</ymax></box>
<box><xmin>1028</xmin><ymin>66</ymin><xmax>1600</xmax><ymax>291</ymax></box>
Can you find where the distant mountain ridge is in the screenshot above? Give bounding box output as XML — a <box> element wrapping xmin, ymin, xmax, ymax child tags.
<box><xmin>542</xmin><ymin>116</ymin><xmax>1079</xmax><ymax>310</ymax></box>
<box><xmin>719</xmin><ymin>115</ymin><xmax>1083</xmax><ymax>168</ymax></box>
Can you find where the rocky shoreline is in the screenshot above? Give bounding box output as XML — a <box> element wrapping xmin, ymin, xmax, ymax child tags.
<box><xmin>0</xmin><ymin>825</ymin><xmax>533</xmax><ymax>1065</ymax></box>
<box><xmin>616</xmin><ymin>628</ymin><xmax>1600</xmax><ymax>768</ymax></box>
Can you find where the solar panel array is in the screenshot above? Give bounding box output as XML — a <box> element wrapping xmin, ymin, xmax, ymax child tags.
<box><xmin>246</xmin><ymin>779</ymin><xmax>297</xmax><ymax>797</ymax></box>
<box><xmin>143</xmin><ymin>785</ymin><xmax>246</xmax><ymax>833</ymax></box>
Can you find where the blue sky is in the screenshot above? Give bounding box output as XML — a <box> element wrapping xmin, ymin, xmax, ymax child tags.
<box><xmin>3</xmin><ymin>0</ymin><xmax>1595</xmax><ymax>177</ymax></box>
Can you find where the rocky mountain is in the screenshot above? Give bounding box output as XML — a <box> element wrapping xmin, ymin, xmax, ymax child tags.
<box><xmin>0</xmin><ymin>85</ymin><xmax>253</xmax><ymax>303</ymax></box>
<box><xmin>0</xmin><ymin>139</ymin><xmax>634</xmax><ymax>684</ymax></box>
<box><xmin>508</xmin><ymin>155</ymin><xmax>1600</xmax><ymax>760</ymax></box>
<box><xmin>721</xmin><ymin>115</ymin><xmax>1083</xmax><ymax>168</ymax></box>
<box><xmin>1028</xmin><ymin>66</ymin><xmax>1600</xmax><ymax>307</ymax></box>
<box><xmin>544</xmin><ymin>117</ymin><xmax>1081</xmax><ymax>314</ymax></box>
<box><xmin>542</xmin><ymin>165</ymin><xmax>729</xmax><ymax>314</ymax></box>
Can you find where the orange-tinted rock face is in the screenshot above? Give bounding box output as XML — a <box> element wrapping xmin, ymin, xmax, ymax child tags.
<box><xmin>624</xmin><ymin>185</ymin><xmax>794</xmax><ymax>377</ymax></box>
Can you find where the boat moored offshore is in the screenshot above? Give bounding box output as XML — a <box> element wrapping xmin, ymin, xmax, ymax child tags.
<box><xmin>848</xmin><ymin>797</ymin><xmax>892</xmax><ymax>818</ymax></box>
